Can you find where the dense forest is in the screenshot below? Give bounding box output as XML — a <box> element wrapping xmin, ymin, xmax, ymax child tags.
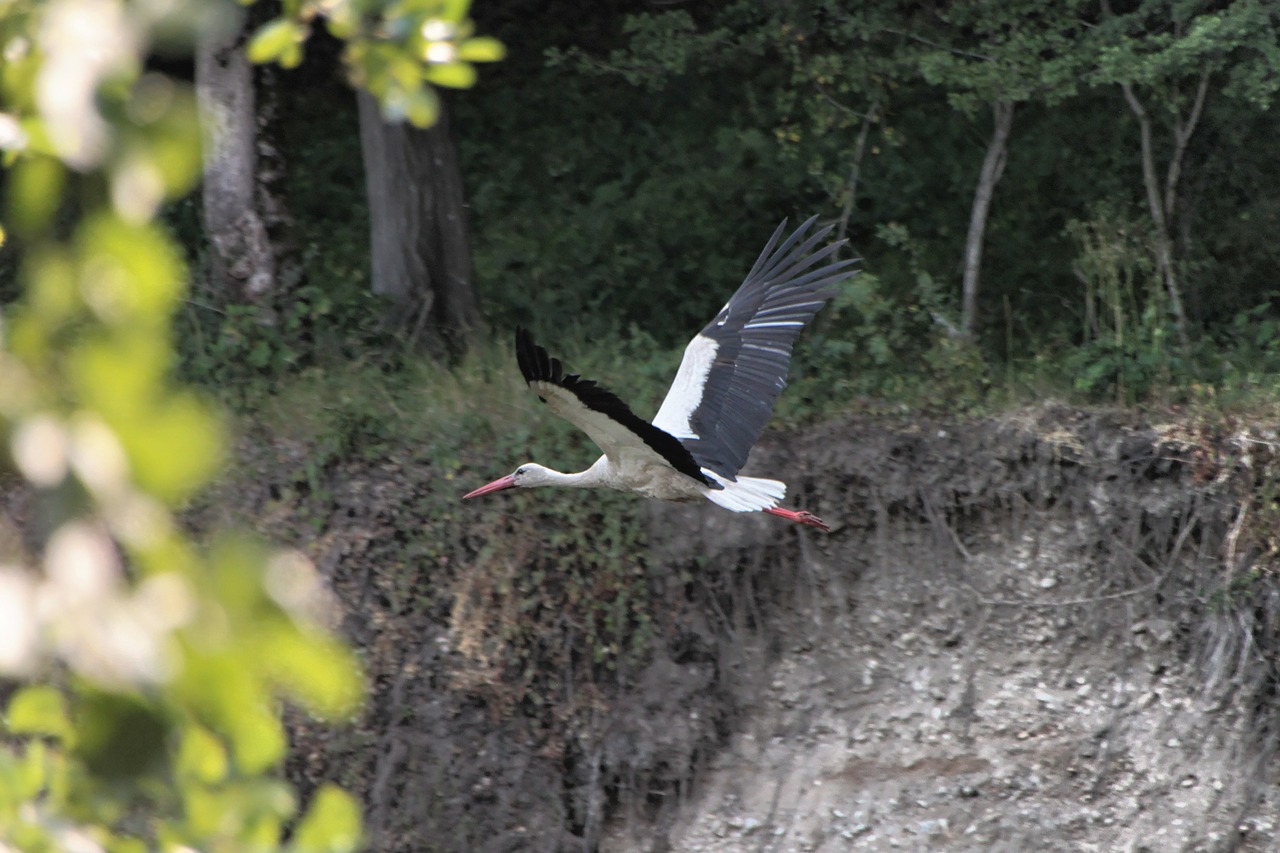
<box><xmin>181</xmin><ymin>0</ymin><xmax>1280</xmax><ymax>408</ymax></box>
<box><xmin>3</xmin><ymin>0</ymin><xmax>1280</xmax><ymax>850</ymax></box>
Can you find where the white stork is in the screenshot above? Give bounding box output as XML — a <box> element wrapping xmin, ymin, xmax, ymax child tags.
<box><xmin>463</xmin><ymin>217</ymin><xmax>857</xmax><ymax>532</ymax></box>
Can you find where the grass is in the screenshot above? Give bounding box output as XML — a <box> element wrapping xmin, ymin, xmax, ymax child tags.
<box><xmin>201</xmin><ymin>312</ymin><xmax>1280</xmax><ymax>474</ymax></box>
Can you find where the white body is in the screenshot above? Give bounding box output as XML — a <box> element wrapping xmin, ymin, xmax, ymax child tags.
<box><xmin>523</xmin><ymin>383</ymin><xmax>786</xmax><ymax>512</ymax></box>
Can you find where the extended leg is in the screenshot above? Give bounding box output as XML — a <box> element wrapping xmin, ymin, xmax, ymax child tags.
<box><xmin>764</xmin><ymin>506</ymin><xmax>831</xmax><ymax>533</ymax></box>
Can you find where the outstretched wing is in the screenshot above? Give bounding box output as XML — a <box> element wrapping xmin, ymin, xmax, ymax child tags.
<box><xmin>515</xmin><ymin>327</ymin><xmax>716</xmax><ymax>487</ymax></box>
<box><xmin>651</xmin><ymin>217</ymin><xmax>857</xmax><ymax>479</ymax></box>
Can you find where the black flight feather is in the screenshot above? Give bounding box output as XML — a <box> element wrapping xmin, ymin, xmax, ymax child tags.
<box><xmin>680</xmin><ymin>217</ymin><xmax>858</xmax><ymax>479</ymax></box>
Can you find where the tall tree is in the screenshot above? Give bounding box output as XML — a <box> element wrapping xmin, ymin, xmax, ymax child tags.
<box><xmin>777</xmin><ymin>1</ymin><xmax>907</xmax><ymax>247</ymax></box>
<box><xmin>196</xmin><ymin>9</ymin><xmax>281</xmax><ymax>305</ymax></box>
<box><xmin>247</xmin><ymin>0</ymin><xmax>502</xmax><ymax>355</ymax></box>
<box><xmin>1092</xmin><ymin>0</ymin><xmax>1280</xmax><ymax>346</ymax></box>
<box><xmin>908</xmin><ymin>0</ymin><xmax>1087</xmax><ymax>339</ymax></box>
<box><xmin>357</xmin><ymin>93</ymin><xmax>481</xmax><ymax>354</ymax></box>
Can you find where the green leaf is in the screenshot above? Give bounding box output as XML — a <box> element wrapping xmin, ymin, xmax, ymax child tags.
<box><xmin>424</xmin><ymin>61</ymin><xmax>477</xmax><ymax>89</ymax></box>
<box><xmin>176</xmin><ymin>651</ymin><xmax>286</xmax><ymax>775</ymax></box>
<box><xmin>6</xmin><ymin>154</ymin><xmax>65</xmax><ymax>236</ymax></box>
<box><xmin>280</xmin><ymin>41</ymin><xmax>305</xmax><ymax>70</ymax></box>
<box><xmin>246</xmin><ymin>19</ymin><xmax>305</xmax><ymax>66</ymax></box>
<box><xmin>262</xmin><ymin>624</ymin><xmax>363</xmax><ymax>719</ymax></box>
<box><xmin>6</xmin><ymin>685</ymin><xmax>72</xmax><ymax>742</ymax></box>
<box><xmin>223</xmin><ymin>696</ymin><xmax>287</xmax><ymax>774</ymax></box>
<box><xmin>123</xmin><ymin>391</ymin><xmax>224</xmax><ymax>502</ymax></box>
<box><xmin>399</xmin><ymin>85</ymin><xmax>440</xmax><ymax>128</ymax></box>
<box><xmin>177</xmin><ymin>723</ymin><xmax>228</xmax><ymax>784</ymax></box>
<box><xmin>456</xmin><ymin>36</ymin><xmax>505</xmax><ymax>63</ymax></box>
<box><xmin>290</xmin><ymin>785</ymin><xmax>362</xmax><ymax>853</ymax></box>
<box><xmin>14</xmin><ymin>740</ymin><xmax>52</xmax><ymax>798</ymax></box>
<box><xmin>80</xmin><ymin>216</ymin><xmax>185</xmax><ymax>324</ymax></box>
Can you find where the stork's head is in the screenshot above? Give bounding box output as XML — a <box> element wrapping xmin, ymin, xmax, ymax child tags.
<box><xmin>462</xmin><ymin>463</ymin><xmax>555</xmax><ymax>499</ymax></box>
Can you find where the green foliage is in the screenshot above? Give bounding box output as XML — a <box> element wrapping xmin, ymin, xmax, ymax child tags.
<box><xmin>911</xmin><ymin>0</ymin><xmax>1090</xmax><ymax>112</ymax></box>
<box><xmin>462</xmin><ymin>69</ymin><xmax>803</xmax><ymax>346</ymax></box>
<box><xmin>159</xmin><ymin>0</ymin><xmax>1280</xmax><ymax>422</ymax></box>
<box><xmin>225</xmin><ymin>343</ymin><xmax>676</xmax><ymax>764</ymax></box>
<box><xmin>781</xmin><ymin>220</ymin><xmax>995</xmax><ymax>415</ymax></box>
<box><xmin>252</xmin><ymin>0</ymin><xmax>504</xmax><ymax>127</ymax></box>
<box><xmin>0</xmin><ymin>0</ymin><xmax>445</xmax><ymax>849</ymax></box>
<box><xmin>1091</xmin><ymin>0</ymin><xmax>1280</xmax><ymax>109</ymax></box>
<box><xmin>1058</xmin><ymin>204</ymin><xmax>1196</xmax><ymax>405</ymax></box>
<box><xmin>180</xmin><ymin>281</ymin><xmax>386</xmax><ymax>395</ymax></box>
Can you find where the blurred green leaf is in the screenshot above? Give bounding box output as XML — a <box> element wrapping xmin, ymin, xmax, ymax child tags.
<box><xmin>80</xmin><ymin>216</ymin><xmax>184</xmax><ymax>324</ymax></box>
<box><xmin>290</xmin><ymin>785</ymin><xmax>362</xmax><ymax>853</ymax></box>
<box><xmin>23</xmin><ymin>247</ymin><xmax>81</xmax><ymax>329</ymax></box>
<box><xmin>247</xmin><ymin>19</ymin><xmax>306</xmax><ymax>66</ymax></box>
<box><xmin>177</xmin><ymin>723</ymin><xmax>228</xmax><ymax>784</ymax></box>
<box><xmin>14</xmin><ymin>740</ymin><xmax>54</xmax><ymax>800</ymax></box>
<box><xmin>424</xmin><ymin>61</ymin><xmax>476</xmax><ymax>89</ymax></box>
<box><xmin>131</xmin><ymin>89</ymin><xmax>204</xmax><ymax>198</ymax></box>
<box><xmin>262</xmin><ymin>625</ymin><xmax>363</xmax><ymax>719</ymax></box>
<box><xmin>70</xmin><ymin>329</ymin><xmax>169</xmax><ymax>419</ymax></box>
<box><xmin>124</xmin><ymin>391</ymin><xmax>224</xmax><ymax>501</ymax></box>
<box><xmin>181</xmin><ymin>655</ymin><xmax>286</xmax><ymax>774</ymax></box>
<box><xmin>6</xmin><ymin>154</ymin><xmax>65</xmax><ymax>236</ymax></box>
<box><xmin>456</xmin><ymin>36</ymin><xmax>505</xmax><ymax>62</ymax></box>
<box><xmin>401</xmin><ymin>85</ymin><xmax>440</xmax><ymax>127</ymax></box>
<box><xmin>6</xmin><ymin>686</ymin><xmax>72</xmax><ymax>742</ymax></box>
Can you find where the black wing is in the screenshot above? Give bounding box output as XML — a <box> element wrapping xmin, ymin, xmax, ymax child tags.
<box><xmin>515</xmin><ymin>328</ymin><xmax>717</xmax><ymax>487</ymax></box>
<box><xmin>651</xmin><ymin>217</ymin><xmax>857</xmax><ymax>479</ymax></box>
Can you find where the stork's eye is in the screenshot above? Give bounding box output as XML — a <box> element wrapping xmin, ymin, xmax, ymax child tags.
<box><xmin>515</xmin><ymin>466</ymin><xmax>527</xmax><ymax>477</ymax></box>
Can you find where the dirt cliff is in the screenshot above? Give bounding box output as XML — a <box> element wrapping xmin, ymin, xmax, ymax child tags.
<box><xmin>263</xmin><ymin>404</ymin><xmax>1280</xmax><ymax>852</ymax></box>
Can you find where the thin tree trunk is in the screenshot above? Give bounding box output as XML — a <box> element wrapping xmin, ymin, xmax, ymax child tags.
<box><xmin>196</xmin><ymin>16</ymin><xmax>277</xmax><ymax>304</ymax></box>
<box><xmin>835</xmin><ymin>97</ymin><xmax>881</xmax><ymax>247</ymax></box>
<box><xmin>357</xmin><ymin>92</ymin><xmax>481</xmax><ymax>355</ymax></box>
<box><xmin>1120</xmin><ymin>81</ymin><xmax>1192</xmax><ymax>351</ymax></box>
<box><xmin>959</xmin><ymin>99</ymin><xmax>1014</xmax><ymax>340</ymax></box>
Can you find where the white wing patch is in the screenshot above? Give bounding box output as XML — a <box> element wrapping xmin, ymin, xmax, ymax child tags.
<box><xmin>651</xmin><ymin>334</ymin><xmax>718</xmax><ymax>440</ymax></box>
<box><xmin>530</xmin><ymin>380</ymin><xmax>665</xmax><ymax>468</ymax></box>
<box><xmin>702</xmin><ymin>472</ymin><xmax>786</xmax><ymax>512</ymax></box>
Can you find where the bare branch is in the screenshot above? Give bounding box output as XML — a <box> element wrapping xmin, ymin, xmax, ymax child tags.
<box><xmin>1164</xmin><ymin>71</ymin><xmax>1211</xmax><ymax>219</ymax></box>
<box><xmin>882</xmin><ymin>27</ymin><xmax>995</xmax><ymax>62</ymax></box>
<box><xmin>836</xmin><ymin>96</ymin><xmax>881</xmax><ymax>246</ymax></box>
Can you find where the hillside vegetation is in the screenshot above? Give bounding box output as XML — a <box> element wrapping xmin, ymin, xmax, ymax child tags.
<box><xmin>4</xmin><ymin>1</ymin><xmax>1280</xmax><ymax>851</ymax></box>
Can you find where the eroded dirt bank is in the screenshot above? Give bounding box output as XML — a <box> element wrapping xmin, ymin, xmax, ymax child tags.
<box><xmin>261</xmin><ymin>404</ymin><xmax>1280</xmax><ymax>852</ymax></box>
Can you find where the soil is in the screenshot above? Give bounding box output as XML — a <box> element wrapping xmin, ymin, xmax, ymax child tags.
<box><xmin>262</xmin><ymin>403</ymin><xmax>1280</xmax><ymax>852</ymax></box>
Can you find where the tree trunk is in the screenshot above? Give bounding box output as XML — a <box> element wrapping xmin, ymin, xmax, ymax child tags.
<box><xmin>196</xmin><ymin>16</ymin><xmax>277</xmax><ymax>304</ymax></box>
<box><xmin>1120</xmin><ymin>81</ymin><xmax>1195</xmax><ymax>351</ymax></box>
<box><xmin>835</xmin><ymin>97</ymin><xmax>881</xmax><ymax>247</ymax></box>
<box><xmin>357</xmin><ymin>92</ymin><xmax>481</xmax><ymax>355</ymax></box>
<box><xmin>959</xmin><ymin>99</ymin><xmax>1014</xmax><ymax>340</ymax></box>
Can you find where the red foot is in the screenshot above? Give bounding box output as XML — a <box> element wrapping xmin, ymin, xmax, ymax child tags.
<box><xmin>764</xmin><ymin>507</ymin><xmax>831</xmax><ymax>533</ymax></box>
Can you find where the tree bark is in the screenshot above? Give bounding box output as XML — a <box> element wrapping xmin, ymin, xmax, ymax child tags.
<box><xmin>196</xmin><ymin>17</ymin><xmax>277</xmax><ymax>304</ymax></box>
<box><xmin>1120</xmin><ymin>80</ymin><xmax>1196</xmax><ymax>351</ymax></box>
<box><xmin>959</xmin><ymin>99</ymin><xmax>1014</xmax><ymax>340</ymax></box>
<box><xmin>356</xmin><ymin>92</ymin><xmax>481</xmax><ymax>355</ymax></box>
<box><xmin>835</xmin><ymin>97</ymin><xmax>881</xmax><ymax>248</ymax></box>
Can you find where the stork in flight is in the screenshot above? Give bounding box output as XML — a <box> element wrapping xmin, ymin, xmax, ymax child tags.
<box><xmin>463</xmin><ymin>217</ymin><xmax>856</xmax><ymax>532</ymax></box>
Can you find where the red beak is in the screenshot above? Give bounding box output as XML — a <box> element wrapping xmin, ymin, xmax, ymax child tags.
<box><xmin>463</xmin><ymin>474</ymin><xmax>517</xmax><ymax>500</ymax></box>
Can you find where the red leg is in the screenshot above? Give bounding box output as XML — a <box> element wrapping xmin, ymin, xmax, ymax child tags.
<box><xmin>764</xmin><ymin>506</ymin><xmax>831</xmax><ymax>533</ymax></box>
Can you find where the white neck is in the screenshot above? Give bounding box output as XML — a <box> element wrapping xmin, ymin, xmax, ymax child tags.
<box><xmin>534</xmin><ymin>457</ymin><xmax>612</xmax><ymax>489</ymax></box>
